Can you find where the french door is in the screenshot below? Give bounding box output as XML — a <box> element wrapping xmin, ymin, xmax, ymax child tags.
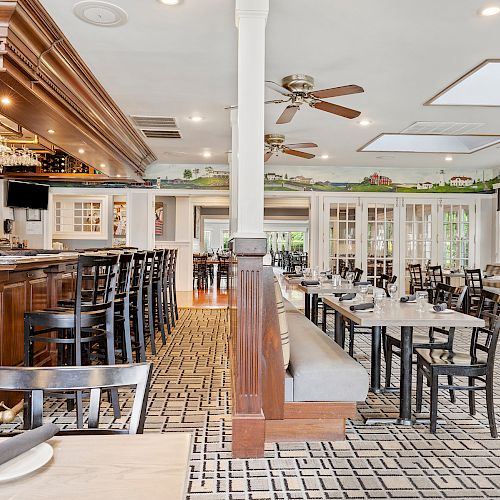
<box><xmin>322</xmin><ymin>196</ymin><xmax>476</xmax><ymax>290</ymax></box>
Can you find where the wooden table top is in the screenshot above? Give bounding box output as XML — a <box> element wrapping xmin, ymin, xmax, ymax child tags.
<box><xmin>322</xmin><ymin>296</ymin><xmax>485</xmax><ymax>328</ymax></box>
<box><xmin>0</xmin><ymin>433</ymin><xmax>192</xmax><ymax>500</ymax></box>
<box><xmin>484</xmin><ymin>277</ymin><xmax>500</xmax><ymax>289</ymax></box>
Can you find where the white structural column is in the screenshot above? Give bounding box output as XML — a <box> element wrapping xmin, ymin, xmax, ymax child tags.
<box><xmin>232</xmin><ymin>0</ymin><xmax>269</xmax><ymax>238</ymax></box>
<box><xmin>126</xmin><ymin>190</ymin><xmax>155</xmax><ymax>250</ymax></box>
<box><xmin>229</xmin><ymin>108</ymin><xmax>238</xmax><ymax>236</ymax></box>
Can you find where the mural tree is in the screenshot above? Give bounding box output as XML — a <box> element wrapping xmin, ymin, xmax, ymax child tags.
<box><xmin>183</xmin><ymin>169</ymin><xmax>193</xmax><ymax>180</ymax></box>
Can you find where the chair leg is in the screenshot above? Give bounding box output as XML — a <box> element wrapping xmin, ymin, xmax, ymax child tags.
<box><xmin>468</xmin><ymin>377</ymin><xmax>476</xmax><ymax>416</ymax></box>
<box><xmin>123</xmin><ymin>299</ymin><xmax>133</xmax><ymax>364</ymax></box>
<box><xmin>173</xmin><ymin>273</ymin><xmax>179</xmax><ymax>320</ymax></box>
<box><xmin>156</xmin><ymin>282</ymin><xmax>166</xmax><ymax>345</ymax></box>
<box><xmin>105</xmin><ymin>311</ymin><xmax>121</xmax><ymax>419</ymax></box>
<box><xmin>416</xmin><ymin>364</ymin><xmax>423</xmax><ymax>413</ymax></box>
<box><xmin>137</xmin><ymin>296</ymin><xmax>147</xmax><ymax>362</ymax></box>
<box><xmin>147</xmin><ymin>287</ymin><xmax>156</xmax><ymax>355</ymax></box>
<box><xmin>385</xmin><ymin>341</ymin><xmax>393</xmax><ymax>389</ymax></box>
<box><xmin>447</xmin><ymin>375</ymin><xmax>455</xmax><ymax>403</ymax></box>
<box><xmin>163</xmin><ymin>280</ymin><xmax>172</xmax><ymax>336</ymax></box>
<box><xmin>23</xmin><ymin>321</ymin><xmax>33</xmax><ymax>429</ymax></box>
<box><xmin>74</xmin><ymin>329</ymin><xmax>84</xmax><ymax>429</ymax></box>
<box><xmin>486</xmin><ymin>376</ymin><xmax>498</xmax><ymax>438</ymax></box>
<box><xmin>430</xmin><ymin>372</ymin><xmax>439</xmax><ymax>434</ymax></box>
<box><xmin>348</xmin><ymin>322</ymin><xmax>355</xmax><ymax>358</ymax></box>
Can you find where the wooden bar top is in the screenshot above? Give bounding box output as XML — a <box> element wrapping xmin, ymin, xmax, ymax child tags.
<box><xmin>0</xmin><ymin>254</ymin><xmax>78</xmax><ymax>272</ymax></box>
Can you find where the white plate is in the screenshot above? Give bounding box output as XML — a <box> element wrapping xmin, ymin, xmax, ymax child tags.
<box><xmin>354</xmin><ymin>308</ymin><xmax>374</xmax><ymax>313</ymax></box>
<box><xmin>430</xmin><ymin>308</ymin><xmax>454</xmax><ymax>314</ymax></box>
<box><xmin>0</xmin><ymin>443</ymin><xmax>53</xmax><ymax>482</ymax></box>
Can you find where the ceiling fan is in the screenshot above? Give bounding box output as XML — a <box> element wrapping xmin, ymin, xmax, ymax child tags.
<box><xmin>264</xmin><ymin>133</ymin><xmax>317</xmax><ymax>162</ymax></box>
<box><xmin>266</xmin><ymin>74</ymin><xmax>364</xmax><ymax>124</ymax></box>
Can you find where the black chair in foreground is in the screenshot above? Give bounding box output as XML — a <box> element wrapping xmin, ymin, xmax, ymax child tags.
<box><xmin>416</xmin><ymin>289</ymin><xmax>500</xmax><ymax>437</ymax></box>
<box><xmin>0</xmin><ymin>364</ymin><xmax>152</xmax><ymax>434</ymax></box>
<box><xmin>384</xmin><ymin>283</ymin><xmax>467</xmax><ymax>391</ymax></box>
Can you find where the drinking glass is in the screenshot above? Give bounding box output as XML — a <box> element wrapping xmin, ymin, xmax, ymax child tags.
<box><xmin>373</xmin><ymin>289</ymin><xmax>386</xmax><ymax>313</ymax></box>
<box><xmin>304</xmin><ymin>268</ymin><xmax>311</xmax><ymax>278</ymax></box>
<box><xmin>359</xmin><ymin>283</ymin><xmax>369</xmax><ymax>300</ymax></box>
<box><xmin>346</xmin><ymin>271</ymin><xmax>355</xmax><ymax>285</ymax></box>
<box><xmin>388</xmin><ymin>283</ymin><xmax>398</xmax><ymax>301</ymax></box>
<box><xmin>294</xmin><ymin>265</ymin><xmax>301</xmax><ymax>274</ymax></box>
<box><xmin>332</xmin><ymin>274</ymin><xmax>341</xmax><ymax>287</ymax></box>
<box><xmin>416</xmin><ymin>291</ymin><xmax>428</xmax><ymax>313</ymax></box>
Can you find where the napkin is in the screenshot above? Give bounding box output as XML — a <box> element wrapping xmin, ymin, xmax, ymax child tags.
<box><xmin>350</xmin><ymin>302</ymin><xmax>374</xmax><ymax>311</ymax></box>
<box><xmin>339</xmin><ymin>293</ymin><xmax>356</xmax><ymax>301</ymax></box>
<box><xmin>301</xmin><ymin>280</ymin><xmax>320</xmax><ymax>286</ymax></box>
<box><xmin>483</xmin><ymin>274</ymin><xmax>494</xmax><ymax>278</ymax></box>
<box><xmin>400</xmin><ymin>294</ymin><xmax>416</xmax><ymax>302</ymax></box>
<box><xmin>433</xmin><ymin>303</ymin><xmax>448</xmax><ymax>312</ymax></box>
<box><xmin>0</xmin><ymin>423</ymin><xmax>60</xmax><ymax>466</ymax></box>
<box><xmin>354</xmin><ymin>281</ymin><xmax>371</xmax><ymax>286</ymax></box>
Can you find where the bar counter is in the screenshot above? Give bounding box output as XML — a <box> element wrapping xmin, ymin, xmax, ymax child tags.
<box><xmin>0</xmin><ymin>253</ymin><xmax>78</xmax><ymax>405</ymax></box>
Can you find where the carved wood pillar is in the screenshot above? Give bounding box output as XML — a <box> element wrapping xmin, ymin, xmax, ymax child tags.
<box><xmin>230</xmin><ymin>237</ymin><xmax>266</xmax><ymax>458</ymax></box>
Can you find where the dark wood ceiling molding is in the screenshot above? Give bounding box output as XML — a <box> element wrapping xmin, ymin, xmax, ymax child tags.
<box><xmin>0</xmin><ymin>0</ymin><xmax>156</xmax><ymax>180</ymax></box>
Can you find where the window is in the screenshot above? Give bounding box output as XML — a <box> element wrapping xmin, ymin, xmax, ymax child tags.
<box><xmin>204</xmin><ymin>230</ymin><xmax>212</xmax><ymax>251</ymax></box>
<box><xmin>289</xmin><ymin>232</ymin><xmax>304</xmax><ymax>252</ymax></box>
<box><xmin>329</xmin><ymin>203</ymin><xmax>356</xmax><ymax>273</ymax></box>
<box><xmin>366</xmin><ymin>203</ymin><xmax>394</xmax><ymax>281</ymax></box>
<box><xmin>405</xmin><ymin>203</ymin><xmax>433</xmax><ymax>271</ymax></box>
<box><xmin>53</xmin><ymin>196</ymin><xmax>107</xmax><ymax>239</ymax></box>
<box><xmin>222</xmin><ymin>230</ymin><xmax>230</xmax><ymax>251</ymax></box>
<box><xmin>442</xmin><ymin>204</ymin><xmax>470</xmax><ymax>270</ymax></box>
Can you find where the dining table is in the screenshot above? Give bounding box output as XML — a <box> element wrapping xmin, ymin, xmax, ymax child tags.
<box><xmin>297</xmin><ymin>281</ymin><xmax>361</xmax><ymax>326</ymax></box>
<box><xmin>0</xmin><ymin>433</ymin><xmax>192</xmax><ymax>499</ymax></box>
<box><xmin>484</xmin><ymin>276</ymin><xmax>500</xmax><ymax>289</ymax></box>
<box><xmin>322</xmin><ymin>295</ymin><xmax>485</xmax><ymax>426</ymax></box>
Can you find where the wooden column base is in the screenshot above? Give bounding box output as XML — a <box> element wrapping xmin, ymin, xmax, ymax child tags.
<box><xmin>265</xmin><ymin>418</ymin><xmax>345</xmax><ymax>442</ymax></box>
<box><xmin>232</xmin><ymin>414</ymin><xmax>266</xmax><ymax>458</ymax></box>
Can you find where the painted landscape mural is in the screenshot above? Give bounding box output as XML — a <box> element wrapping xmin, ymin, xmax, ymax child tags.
<box><xmin>144</xmin><ymin>164</ymin><xmax>500</xmax><ymax>193</ymax></box>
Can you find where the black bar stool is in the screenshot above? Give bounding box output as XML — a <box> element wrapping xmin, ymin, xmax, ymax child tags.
<box><xmin>24</xmin><ymin>254</ymin><xmax>120</xmax><ymax>427</ymax></box>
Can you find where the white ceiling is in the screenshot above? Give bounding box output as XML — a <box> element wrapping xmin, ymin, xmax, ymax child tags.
<box><xmin>40</xmin><ymin>0</ymin><xmax>500</xmax><ymax>173</ymax></box>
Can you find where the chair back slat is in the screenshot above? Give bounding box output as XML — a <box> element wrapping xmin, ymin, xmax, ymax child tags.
<box><xmin>470</xmin><ymin>290</ymin><xmax>500</xmax><ymax>365</ymax></box>
<box><xmin>428</xmin><ymin>265</ymin><xmax>444</xmax><ymax>289</ymax></box>
<box><xmin>465</xmin><ymin>269</ymin><xmax>483</xmax><ymax>297</ymax></box>
<box><xmin>0</xmin><ymin>363</ymin><xmax>153</xmax><ymax>434</ymax></box>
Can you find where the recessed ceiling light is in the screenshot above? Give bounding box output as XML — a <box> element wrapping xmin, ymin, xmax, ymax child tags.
<box><xmin>479</xmin><ymin>6</ymin><xmax>500</xmax><ymax>16</ymax></box>
<box><xmin>320</xmin><ymin>154</ymin><xmax>329</xmax><ymax>159</ymax></box>
<box><xmin>202</xmin><ymin>152</ymin><xmax>211</xmax><ymax>158</ymax></box>
<box><xmin>1</xmin><ymin>97</ymin><xmax>11</xmax><ymax>105</ymax></box>
<box><xmin>189</xmin><ymin>115</ymin><xmax>203</xmax><ymax>122</ymax></box>
<box><xmin>100</xmin><ymin>163</ymin><xmax>106</xmax><ymax>167</ymax></box>
<box><xmin>47</xmin><ymin>129</ymin><xmax>55</xmax><ymax>134</ymax></box>
<box><xmin>158</xmin><ymin>0</ymin><xmax>181</xmax><ymax>5</ymax></box>
<box><xmin>445</xmin><ymin>156</ymin><xmax>453</xmax><ymax>161</ymax></box>
<box><xmin>78</xmin><ymin>148</ymin><xmax>85</xmax><ymax>154</ymax></box>
<box><xmin>116</xmin><ymin>174</ymin><xmax>121</xmax><ymax>177</ymax></box>
<box><xmin>359</xmin><ymin>119</ymin><xmax>372</xmax><ymax>127</ymax></box>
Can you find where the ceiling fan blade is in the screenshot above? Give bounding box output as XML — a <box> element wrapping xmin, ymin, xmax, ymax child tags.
<box><xmin>276</xmin><ymin>105</ymin><xmax>299</xmax><ymax>124</ymax></box>
<box><xmin>264</xmin><ymin>151</ymin><xmax>273</xmax><ymax>162</ymax></box>
<box><xmin>284</xmin><ymin>142</ymin><xmax>318</xmax><ymax>149</ymax></box>
<box><xmin>283</xmin><ymin>148</ymin><xmax>315</xmax><ymax>160</ymax></box>
<box><xmin>310</xmin><ymin>84</ymin><xmax>364</xmax><ymax>99</ymax></box>
<box><xmin>311</xmin><ymin>100</ymin><xmax>361</xmax><ymax>119</ymax></box>
<box><xmin>266</xmin><ymin>80</ymin><xmax>291</xmax><ymax>96</ymax></box>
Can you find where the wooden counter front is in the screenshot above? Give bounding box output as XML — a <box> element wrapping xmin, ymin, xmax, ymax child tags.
<box><xmin>0</xmin><ymin>255</ymin><xmax>77</xmax><ymax>405</ymax></box>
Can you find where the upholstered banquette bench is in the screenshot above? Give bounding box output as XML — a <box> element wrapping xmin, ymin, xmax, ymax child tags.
<box><xmin>261</xmin><ymin>266</ymin><xmax>368</xmax><ymax>443</ymax></box>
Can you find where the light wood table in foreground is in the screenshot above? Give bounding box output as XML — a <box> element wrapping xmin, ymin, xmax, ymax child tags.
<box><xmin>1</xmin><ymin>433</ymin><xmax>192</xmax><ymax>500</ymax></box>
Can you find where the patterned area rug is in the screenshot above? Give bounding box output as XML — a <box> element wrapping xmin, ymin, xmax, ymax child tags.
<box><xmin>6</xmin><ymin>308</ymin><xmax>500</xmax><ymax>499</ymax></box>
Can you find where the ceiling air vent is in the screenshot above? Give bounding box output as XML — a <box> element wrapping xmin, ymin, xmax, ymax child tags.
<box><xmin>130</xmin><ymin>116</ymin><xmax>177</xmax><ymax>129</ymax></box>
<box><xmin>402</xmin><ymin>122</ymin><xmax>485</xmax><ymax>135</ymax></box>
<box><xmin>141</xmin><ymin>129</ymin><xmax>182</xmax><ymax>139</ymax></box>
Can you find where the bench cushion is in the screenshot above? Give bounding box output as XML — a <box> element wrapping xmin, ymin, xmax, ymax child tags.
<box><xmin>273</xmin><ymin>276</ymin><xmax>290</xmax><ymax>370</ymax></box>
<box><xmin>286</xmin><ymin>312</ymin><xmax>369</xmax><ymax>402</ymax></box>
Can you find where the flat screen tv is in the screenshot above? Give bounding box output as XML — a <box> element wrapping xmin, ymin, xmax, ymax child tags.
<box><xmin>7</xmin><ymin>181</ymin><xmax>49</xmax><ymax>210</ymax></box>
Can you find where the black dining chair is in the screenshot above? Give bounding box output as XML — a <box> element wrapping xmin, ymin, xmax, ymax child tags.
<box><xmin>384</xmin><ymin>283</ymin><xmax>467</xmax><ymax>391</ymax></box>
<box><xmin>217</xmin><ymin>255</ymin><xmax>230</xmax><ymax>289</ymax></box>
<box><xmin>415</xmin><ymin>289</ymin><xmax>500</xmax><ymax>437</ymax></box>
<box><xmin>0</xmin><ymin>364</ymin><xmax>152</xmax><ymax>434</ymax></box>
<box><xmin>465</xmin><ymin>269</ymin><xmax>483</xmax><ymax>315</ymax></box>
<box><xmin>428</xmin><ymin>265</ymin><xmax>444</xmax><ymax>290</ymax></box>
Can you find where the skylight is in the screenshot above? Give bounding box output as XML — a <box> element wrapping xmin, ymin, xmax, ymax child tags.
<box><xmin>427</xmin><ymin>60</ymin><xmax>500</xmax><ymax>106</ymax></box>
<box><xmin>359</xmin><ymin>134</ymin><xmax>500</xmax><ymax>154</ymax></box>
